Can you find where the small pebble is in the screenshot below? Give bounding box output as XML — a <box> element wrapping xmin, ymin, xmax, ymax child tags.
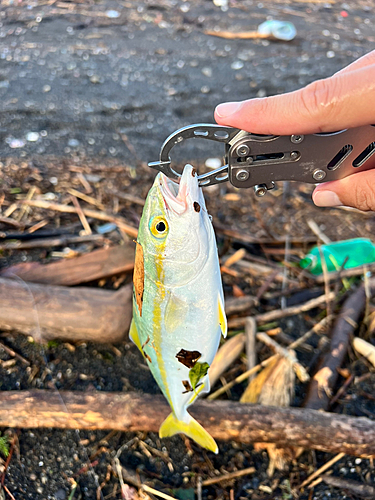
<box><xmin>9</xmin><ymin>138</ymin><xmax>25</xmax><ymax>148</ymax></box>
<box><xmin>231</xmin><ymin>60</ymin><xmax>244</xmax><ymax>70</ymax></box>
<box><xmin>90</xmin><ymin>75</ymin><xmax>103</xmax><ymax>84</ymax></box>
<box><xmin>106</xmin><ymin>10</ymin><xmax>120</xmax><ymax>18</ymax></box>
<box><xmin>256</xmin><ymin>89</ymin><xmax>267</xmax><ymax>98</ymax></box>
<box><xmin>42</xmin><ymin>85</ymin><xmax>51</xmax><ymax>92</ymax></box>
<box><xmin>326</xmin><ymin>51</ymin><xmax>335</xmax><ymax>58</ymax></box>
<box><xmin>201</xmin><ymin>67</ymin><xmax>212</xmax><ymax>77</ymax></box>
<box><xmin>49</xmin><ymin>177</ymin><xmax>58</xmax><ymax>185</ymax></box>
<box><xmin>26</xmin><ymin>132</ymin><xmax>39</xmax><ymax>142</ymax></box>
<box><xmin>68</xmin><ymin>138</ymin><xmax>79</xmax><ymax>147</ymax></box>
<box><xmin>54</xmin><ymin>488</ymin><xmax>67</xmax><ymax>500</ymax></box>
<box><xmin>205</xmin><ymin>158</ymin><xmax>222</xmax><ymax>169</ymax></box>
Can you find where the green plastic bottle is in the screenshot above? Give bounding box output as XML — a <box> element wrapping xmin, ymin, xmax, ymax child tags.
<box><xmin>299</xmin><ymin>238</ymin><xmax>375</xmax><ymax>275</ymax></box>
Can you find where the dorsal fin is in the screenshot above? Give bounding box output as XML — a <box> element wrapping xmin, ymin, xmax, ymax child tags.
<box><xmin>218</xmin><ymin>293</ymin><xmax>227</xmax><ymax>338</ymax></box>
<box><xmin>129</xmin><ymin>318</ymin><xmax>144</xmax><ymax>357</ymax></box>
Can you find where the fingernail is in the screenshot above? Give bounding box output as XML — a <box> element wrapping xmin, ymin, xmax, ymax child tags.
<box><xmin>215</xmin><ymin>101</ymin><xmax>242</xmax><ymax>118</ymax></box>
<box><xmin>313</xmin><ymin>190</ymin><xmax>342</xmax><ymax>207</ymax></box>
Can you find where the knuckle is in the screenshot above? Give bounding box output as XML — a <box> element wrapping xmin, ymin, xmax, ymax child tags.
<box><xmin>298</xmin><ymin>78</ymin><xmax>340</xmax><ymax>131</ymax></box>
<box><xmin>354</xmin><ymin>177</ymin><xmax>375</xmax><ymax>211</ymax></box>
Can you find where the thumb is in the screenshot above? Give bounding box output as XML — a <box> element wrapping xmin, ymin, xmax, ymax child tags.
<box><xmin>312</xmin><ymin>170</ymin><xmax>375</xmax><ymax>212</ymax></box>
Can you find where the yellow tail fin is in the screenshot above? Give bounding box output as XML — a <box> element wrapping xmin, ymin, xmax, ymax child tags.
<box><xmin>159</xmin><ymin>413</ymin><xmax>218</xmax><ymax>454</ymax></box>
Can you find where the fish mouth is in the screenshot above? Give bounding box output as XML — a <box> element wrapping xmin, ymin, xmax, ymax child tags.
<box><xmin>159</xmin><ymin>164</ymin><xmax>203</xmax><ymax>215</ymax></box>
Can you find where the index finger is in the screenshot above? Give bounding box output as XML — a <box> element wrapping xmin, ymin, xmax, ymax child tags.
<box><xmin>215</xmin><ymin>62</ymin><xmax>375</xmax><ymax>135</ymax></box>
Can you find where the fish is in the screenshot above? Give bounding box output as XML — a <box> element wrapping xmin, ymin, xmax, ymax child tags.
<box><xmin>130</xmin><ymin>164</ymin><xmax>227</xmax><ymax>453</ymax></box>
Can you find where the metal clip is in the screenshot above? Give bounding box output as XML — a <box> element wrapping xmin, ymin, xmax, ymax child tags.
<box><xmin>148</xmin><ymin>124</ymin><xmax>240</xmax><ymax>186</ymax></box>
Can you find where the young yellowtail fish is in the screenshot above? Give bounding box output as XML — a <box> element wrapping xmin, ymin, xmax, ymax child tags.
<box><xmin>130</xmin><ymin>164</ymin><xmax>227</xmax><ymax>453</ymax></box>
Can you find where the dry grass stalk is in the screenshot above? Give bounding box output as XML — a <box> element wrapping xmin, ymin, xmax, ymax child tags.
<box><xmin>245</xmin><ymin>317</ymin><xmax>257</xmax><ymax>382</ymax></box>
<box><xmin>298</xmin><ymin>452</ymin><xmax>345</xmax><ymax>489</ymax></box>
<box><xmin>223</xmin><ymin>248</ymin><xmax>247</xmax><ymax>268</ymax></box>
<box><xmin>256</xmin><ymin>332</ymin><xmax>309</xmax><ymax>383</ymax></box>
<box><xmin>353</xmin><ymin>337</ymin><xmax>375</xmax><ymax>367</ymax></box>
<box><xmin>20</xmin><ymin>199</ymin><xmax>138</xmax><ymax>238</ymax></box>
<box><xmin>307</xmin><ymin>219</ymin><xmax>331</xmax><ymax>244</ymax></box>
<box><xmin>205</xmin><ymin>30</ymin><xmax>270</xmax><ymax>40</ymax></box>
<box><xmin>70</xmin><ymin>195</ymin><xmax>92</xmax><ymax>235</ymax></box>
<box><xmin>208</xmin><ymin>333</ymin><xmax>245</xmax><ymax>388</ymax></box>
<box><xmin>67</xmin><ymin>188</ymin><xmax>105</xmax><ymax>210</ymax></box>
<box><xmin>228</xmin><ymin>292</ymin><xmax>335</xmax><ymax>328</ymax></box>
<box><xmin>201</xmin><ymin>466</ymin><xmax>256</xmax><ymax>486</ymax></box>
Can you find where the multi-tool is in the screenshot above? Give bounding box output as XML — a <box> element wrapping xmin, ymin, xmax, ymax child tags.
<box><xmin>149</xmin><ymin>124</ymin><xmax>375</xmax><ymax>196</ymax></box>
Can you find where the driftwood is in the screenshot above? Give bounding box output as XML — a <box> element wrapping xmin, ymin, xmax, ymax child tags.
<box><xmin>0</xmin><ymin>278</ymin><xmax>132</xmax><ymax>343</ymax></box>
<box><xmin>0</xmin><ymin>233</ymin><xmax>104</xmax><ymax>251</ymax></box>
<box><xmin>1</xmin><ymin>390</ymin><xmax>374</xmax><ymax>457</ymax></box>
<box><xmin>304</xmin><ymin>283</ymin><xmax>373</xmax><ymax>410</ymax></box>
<box><xmin>0</xmin><ymin>244</ymin><xmax>135</xmax><ymax>286</ymax></box>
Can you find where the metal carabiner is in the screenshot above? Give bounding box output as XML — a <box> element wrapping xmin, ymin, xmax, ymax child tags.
<box><xmin>148</xmin><ymin>124</ymin><xmax>240</xmax><ymax>186</ymax></box>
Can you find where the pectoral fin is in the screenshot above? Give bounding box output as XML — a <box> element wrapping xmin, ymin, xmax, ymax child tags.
<box><xmin>164</xmin><ymin>293</ymin><xmax>188</xmax><ymax>334</ymax></box>
<box><xmin>159</xmin><ymin>412</ymin><xmax>218</xmax><ymax>454</ymax></box>
<box><xmin>129</xmin><ymin>318</ymin><xmax>144</xmax><ymax>356</ymax></box>
<box><xmin>218</xmin><ymin>294</ymin><xmax>227</xmax><ymax>338</ymax></box>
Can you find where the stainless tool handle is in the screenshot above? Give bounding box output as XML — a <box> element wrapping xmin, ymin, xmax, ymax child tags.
<box><xmin>228</xmin><ymin>125</ymin><xmax>375</xmax><ymax>191</ymax></box>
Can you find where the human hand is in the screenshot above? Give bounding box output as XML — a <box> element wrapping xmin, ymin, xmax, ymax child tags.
<box><xmin>214</xmin><ymin>50</ymin><xmax>375</xmax><ymax>211</ymax></box>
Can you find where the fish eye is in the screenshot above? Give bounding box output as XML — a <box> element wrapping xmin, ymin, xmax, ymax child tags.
<box><xmin>156</xmin><ymin>221</ymin><xmax>166</xmax><ymax>232</ymax></box>
<box><xmin>150</xmin><ymin>216</ymin><xmax>169</xmax><ymax>238</ymax></box>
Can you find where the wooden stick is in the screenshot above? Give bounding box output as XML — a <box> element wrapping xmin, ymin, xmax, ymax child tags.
<box><xmin>228</xmin><ymin>292</ymin><xmax>335</xmax><ymax>328</ymax></box>
<box><xmin>224</xmin><ymin>295</ymin><xmax>258</xmax><ymax>316</ymax></box>
<box><xmin>320</xmin><ymin>474</ymin><xmax>375</xmax><ymax>497</ymax></box>
<box><xmin>245</xmin><ymin>318</ymin><xmax>257</xmax><ymax>382</ymax></box>
<box><xmin>1</xmin><ymin>244</ymin><xmax>135</xmax><ymax>286</ymax></box>
<box><xmin>67</xmin><ymin>188</ymin><xmax>105</xmax><ymax>210</ymax></box>
<box><xmin>304</xmin><ymin>283</ymin><xmax>373</xmax><ymax>410</ymax></box>
<box><xmin>0</xmin><ymin>233</ymin><xmax>104</xmax><ymax>251</ymax></box>
<box><xmin>1</xmin><ymin>390</ymin><xmax>374</xmax><ymax>457</ymax></box>
<box><xmin>205</xmin><ymin>30</ymin><xmax>270</xmax><ymax>40</ymax></box>
<box><xmin>314</xmin><ymin>262</ymin><xmax>375</xmax><ymax>283</ymax></box>
<box><xmin>0</xmin><ymin>278</ymin><xmax>132</xmax><ymax>343</ymax></box>
<box><xmin>202</xmin><ymin>466</ymin><xmax>256</xmax><ymax>486</ymax></box>
<box><xmin>298</xmin><ymin>452</ymin><xmax>345</xmax><ymax>489</ymax></box>
<box><xmin>70</xmin><ymin>195</ymin><xmax>92</xmax><ymax>235</ymax></box>
<box><xmin>20</xmin><ymin>199</ymin><xmax>138</xmax><ymax>238</ymax></box>
<box><xmin>0</xmin><ymin>216</ymin><xmax>23</xmax><ymax>228</ymax></box>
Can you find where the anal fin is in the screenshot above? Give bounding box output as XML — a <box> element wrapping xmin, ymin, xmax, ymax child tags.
<box><xmin>159</xmin><ymin>412</ymin><xmax>218</xmax><ymax>454</ymax></box>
